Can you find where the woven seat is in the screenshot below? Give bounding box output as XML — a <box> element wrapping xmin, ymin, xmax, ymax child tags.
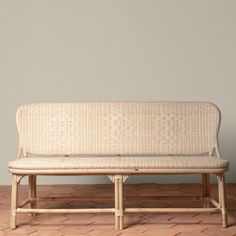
<box><xmin>9</xmin><ymin>156</ymin><xmax>229</xmax><ymax>171</ymax></box>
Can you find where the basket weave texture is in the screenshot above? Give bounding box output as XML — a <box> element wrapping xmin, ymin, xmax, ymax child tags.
<box><xmin>16</xmin><ymin>102</ymin><xmax>220</xmax><ymax>156</ymax></box>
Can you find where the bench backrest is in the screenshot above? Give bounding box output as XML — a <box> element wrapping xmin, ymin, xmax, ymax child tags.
<box><xmin>16</xmin><ymin>102</ymin><xmax>220</xmax><ymax>156</ymax></box>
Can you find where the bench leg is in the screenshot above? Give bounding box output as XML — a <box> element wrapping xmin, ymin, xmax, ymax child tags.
<box><xmin>115</xmin><ymin>176</ymin><xmax>119</xmax><ymax>230</ymax></box>
<box><xmin>218</xmin><ymin>174</ymin><xmax>228</xmax><ymax>227</ymax></box>
<box><xmin>10</xmin><ymin>175</ymin><xmax>18</xmax><ymax>229</ymax></box>
<box><xmin>29</xmin><ymin>175</ymin><xmax>37</xmax><ymax>216</ymax></box>
<box><xmin>119</xmin><ymin>176</ymin><xmax>124</xmax><ymax>230</ymax></box>
<box><xmin>114</xmin><ymin>175</ymin><xmax>124</xmax><ymax>230</ymax></box>
<box><xmin>202</xmin><ymin>174</ymin><xmax>210</xmax><ymax>210</ymax></box>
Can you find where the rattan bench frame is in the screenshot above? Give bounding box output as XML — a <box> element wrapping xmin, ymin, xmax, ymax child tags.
<box><xmin>8</xmin><ymin>102</ymin><xmax>229</xmax><ymax>230</ymax></box>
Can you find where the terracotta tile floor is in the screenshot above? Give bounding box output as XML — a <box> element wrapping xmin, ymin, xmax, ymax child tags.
<box><xmin>1</xmin><ymin>183</ymin><xmax>236</xmax><ymax>235</ymax></box>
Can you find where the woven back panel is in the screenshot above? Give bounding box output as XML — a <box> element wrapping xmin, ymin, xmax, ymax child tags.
<box><xmin>16</xmin><ymin>102</ymin><xmax>220</xmax><ymax>155</ymax></box>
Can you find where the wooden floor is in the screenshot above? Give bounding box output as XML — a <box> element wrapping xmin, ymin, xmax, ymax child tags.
<box><xmin>1</xmin><ymin>183</ymin><xmax>236</xmax><ymax>236</ymax></box>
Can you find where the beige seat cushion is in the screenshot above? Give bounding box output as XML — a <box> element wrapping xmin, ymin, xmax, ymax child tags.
<box><xmin>8</xmin><ymin>156</ymin><xmax>229</xmax><ymax>170</ymax></box>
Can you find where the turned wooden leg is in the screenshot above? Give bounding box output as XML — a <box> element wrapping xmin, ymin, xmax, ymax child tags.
<box><xmin>10</xmin><ymin>175</ymin><xmax>18</xmax><ymax>229</ymax></box>
<box><xmin>218</xmin><ymin>174</ymin><xmax>228</xmax><ymax>227</ymax></box>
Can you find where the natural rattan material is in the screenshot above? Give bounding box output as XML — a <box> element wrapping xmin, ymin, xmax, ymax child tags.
<box><xmin>9</xmin><ymin>102</ymin><xmax>229</xmax><ymax>230</ymax></box>
<box><xmin>16</xmin><ymin>102</ymin><xmax>220</xmax><ymax>156</ymax></box>
<box><xmin>8</xmin><ymin>156</ymin><xmax>229</xmax><ymax>170</ymax></box>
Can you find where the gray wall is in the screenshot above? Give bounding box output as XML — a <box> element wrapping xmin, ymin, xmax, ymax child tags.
<box><xmin>1</xmin><ymin>0</ymin><xmax>236</xmax><ymax>185</ymax></box>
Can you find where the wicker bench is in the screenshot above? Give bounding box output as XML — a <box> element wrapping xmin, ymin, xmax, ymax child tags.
<box><xmin>8</xmin><ymin>102</ymin><xmax>229</xmax><ymax>230</ymax></box>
